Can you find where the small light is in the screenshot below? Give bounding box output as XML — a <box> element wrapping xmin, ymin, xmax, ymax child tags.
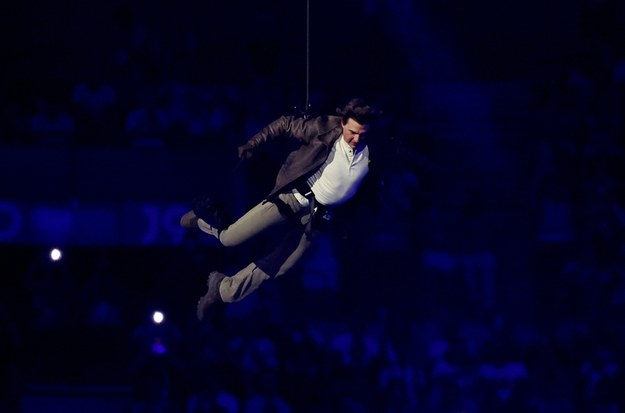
<box><xmin>50</xmin><ymin>248</ymin><xmax>62</xmax><ymax>261</ymax></box>
<box><xmin>152</xmin><ymin>311</ymin><xmax>165</xmax><ymax>324</ymax></box>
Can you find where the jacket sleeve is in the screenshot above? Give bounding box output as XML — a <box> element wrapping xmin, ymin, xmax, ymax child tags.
<box><xmin>242</xmin><ymin>116</ymin><xmax>317</xmax><ymax>152</ymax></box>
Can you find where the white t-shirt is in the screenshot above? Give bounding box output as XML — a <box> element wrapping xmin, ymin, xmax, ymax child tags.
<box><xmin>299</xmin><ymin>136</ymin><xmax>369</xmax><ymax>206</ymax></box>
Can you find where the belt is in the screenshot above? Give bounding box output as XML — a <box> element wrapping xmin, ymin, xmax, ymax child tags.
<box><xmin>294</xmin><ymin>180</ymin><xmax>314</xmax><ymax>198</ymax></box>
<box><xmin>293</xmin><ymin>180</ymin><xmax>327</xmax><ymax>238</ymax></box>
<box><xmin>294</xmin><ymin>181</ymin><xmax>327</xmax><ymax>209</ymax></box>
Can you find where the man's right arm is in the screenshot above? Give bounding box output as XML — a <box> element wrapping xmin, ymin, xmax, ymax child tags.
<box><xmin>237</xmin><ymin>115</ymin><xmax>313</xmax><ymax>160</ymax></box>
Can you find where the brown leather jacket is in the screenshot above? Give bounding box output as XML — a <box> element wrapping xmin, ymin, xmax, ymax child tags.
<box><xmin>242</xmin><ymin>115</ymin><xmax>346</xmax><ymax>199</ymax></box>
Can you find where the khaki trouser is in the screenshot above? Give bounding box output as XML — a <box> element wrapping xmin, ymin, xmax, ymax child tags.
<box><xmin>217</xmin><ymin>192</ymin><xmax>316</xmax><ymax>303</ymax></box>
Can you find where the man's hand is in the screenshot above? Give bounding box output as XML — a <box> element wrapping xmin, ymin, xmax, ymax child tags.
<box><xmin>237</xmin><ymin>143</ymin><xmax>254</xmax><ymax>160</ymax></box>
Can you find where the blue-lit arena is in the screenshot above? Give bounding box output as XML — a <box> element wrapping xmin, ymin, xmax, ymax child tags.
<box><xmin>1</xmin><ymin>0</ymin><xmax>624</xmax><ymax>412</ymax></box>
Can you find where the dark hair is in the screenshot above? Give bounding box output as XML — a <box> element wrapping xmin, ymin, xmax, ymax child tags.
<box><xmin>336</xmin><ymin>98</ymin><xmax>382</xmax><ymax>125</ymax></box>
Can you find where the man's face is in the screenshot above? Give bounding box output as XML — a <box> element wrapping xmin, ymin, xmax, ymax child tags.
<box><xmin>341</xmin><ymin>118</ymin><xmax>370</xmax><ymax>151</ymax></box>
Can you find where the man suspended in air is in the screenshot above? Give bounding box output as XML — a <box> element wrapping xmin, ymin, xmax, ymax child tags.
<box><xmin>180</xmin><ymin>97</ymin><xmax>383</xmax><ymax>320</ymax></box>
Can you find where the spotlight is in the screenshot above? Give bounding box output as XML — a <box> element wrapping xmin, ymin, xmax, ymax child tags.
<box><xmin>49</xmin><ymin>248</ymin><xmax>62</xmax><ymax>261</ymax></box>
<box><xmin>152</xmin><ymin>311</ymin><xmax>165</xmax><ymax>324</ymax></box>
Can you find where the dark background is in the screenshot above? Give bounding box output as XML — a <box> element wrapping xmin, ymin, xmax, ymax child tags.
<box><xmin>1</xmin><ymin>0</ymin><xmax>625</xmax><ymax>412</ymax></box>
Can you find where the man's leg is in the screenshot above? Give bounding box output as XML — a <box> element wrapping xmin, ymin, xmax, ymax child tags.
<box><xmin>199</xmin><ymin>228</ymin><xmax>313</xmax><ymax>312</ymax></box>
<box><xmin>197</xmin><ymin>193</ymin><xmax>312</xmax><ymax>317</ymax></box>
<box><xmin>197</xmin><ymin>194</ymin><xmax>301</xmax><ymax>247</ymax></box>
<box><xmin>218</xmin><ymin>263</ymin><xmax>271</xmax><ymax>303</ymax></box>
<box><xmin>256</xmin><ymin>227</ymin><xmax>315</xmax><ymax>278</ymax></box>
<box><xmin>222</xmin><ymin>225</ymin><xmax>313</xmax><ymax>297</ymax></box>
<box><xmin>216</xmin><ymin>199</ymin><xmax>287</xmax><ymax>247</ymax></box>
<box><xmin>182</xmin><ymin>197</ymin><xmax>289</xmax><ymax>245</ymax></box>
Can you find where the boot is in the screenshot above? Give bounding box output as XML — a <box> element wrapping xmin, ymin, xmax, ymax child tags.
<box><xmin>196</xmin><ymin>271</ymin><xmax>227</xmax><ymax>320</ymax></box>
<box><xmin>180</xmin><ymin>210</ymin><xmax>199</xmax><ymax>228</ymax></box>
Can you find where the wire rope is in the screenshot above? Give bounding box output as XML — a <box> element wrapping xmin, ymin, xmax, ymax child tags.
<box><xmin>305</xmin><ymin>0</ymin><xmax>310</xmax><ymax>113</ymax></box>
